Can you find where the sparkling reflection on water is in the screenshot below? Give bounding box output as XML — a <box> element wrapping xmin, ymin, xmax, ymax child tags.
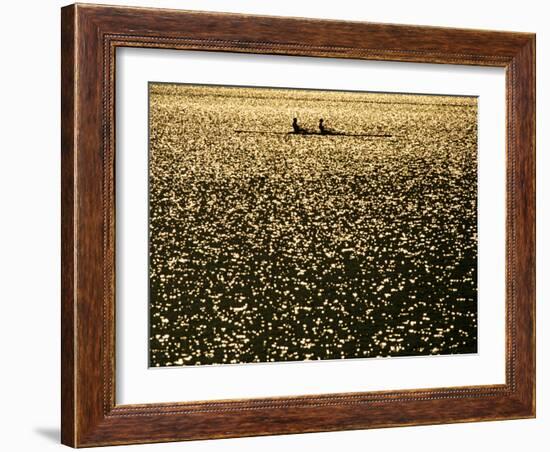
<box><xmin>148</xmin><ymin>84</ymin><xmax>478</xmax><ymax>367</ymax></box>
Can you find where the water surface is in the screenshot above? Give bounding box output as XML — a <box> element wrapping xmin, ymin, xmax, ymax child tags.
<box><xmin>148</xmin><ymin>84</ymin><xmax>478</xmax><ymax>367</ymax></box>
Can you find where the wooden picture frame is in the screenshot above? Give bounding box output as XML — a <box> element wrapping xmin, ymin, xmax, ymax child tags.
<box><xmin>61</xmin><ymin>3</ymin><xmax>535</xmax><ymax>447</ymax></box>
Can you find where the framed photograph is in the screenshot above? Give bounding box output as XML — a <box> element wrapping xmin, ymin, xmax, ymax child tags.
<box><xmin>61</xmin><ymin>3</ymin><xmax>535</xmax><ymax>447</ymax></box>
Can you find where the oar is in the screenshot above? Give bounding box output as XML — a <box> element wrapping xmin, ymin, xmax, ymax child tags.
<box><xmin>234</xmin><ymin>130</ymin><xmax>291</xmax><ymax>135</ymax></box>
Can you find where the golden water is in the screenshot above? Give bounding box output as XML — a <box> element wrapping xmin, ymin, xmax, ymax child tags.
<box><xmin>148</xmin><ymin>83</ymin><xmax>478</xmax><ymax>367</ymax></box>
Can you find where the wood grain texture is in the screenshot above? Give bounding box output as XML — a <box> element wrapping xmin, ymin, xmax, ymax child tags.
<box><xmin>60</xmin><ymin>3</ymin><xmax>536</xmax><ymax>447</ymax></box>
<box><xmin>61</xmin><ymin>4</ymin><xmax>76</xmax><ymax>447</ymax></box>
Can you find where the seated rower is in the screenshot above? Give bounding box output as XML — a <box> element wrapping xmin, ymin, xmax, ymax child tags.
<box><xmin>292</xmin><ymin>117</ymin><xmax>305</xmax><ymax>134</ymax></box>
<box><xmin>319</xmin><ymin>118</ymin><xmax>336</xmax><ymax>135</ymax></box>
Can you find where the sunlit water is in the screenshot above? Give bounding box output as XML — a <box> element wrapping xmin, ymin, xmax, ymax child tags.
<box><xmin>148</xmin><ymin>84</ymin><xmax>478</xmax><ymax>367</ymax></box>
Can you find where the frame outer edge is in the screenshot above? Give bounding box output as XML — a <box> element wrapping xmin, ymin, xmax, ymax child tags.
<box><xmin>515</xmin><ymin>35</ymin><xmax>536</xmax><ymax>416</ymax></box>
<box><xmin>531</xmin><ymin>35</ymin><xmax>536</xmax><ymax>417</ymax></box>
<box><xmin>61</xmin><ymin>3</ymin><xmax>77</xmax><ymax>448</ymax></box>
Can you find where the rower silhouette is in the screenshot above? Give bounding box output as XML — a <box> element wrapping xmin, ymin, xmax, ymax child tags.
<box><xmin>319</xmin><ymin>118</ymin><xmax>335</xmax><ymax>135</ymax></box>
<box><xmin>292</xmin><ymin>117</ymin><xmax>305</xmax><ymax>134</ymax></box>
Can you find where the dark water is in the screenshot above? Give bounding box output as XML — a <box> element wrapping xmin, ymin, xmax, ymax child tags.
<box><xmin>148</xmin><ymin>84</ymin><xmax>478</xmax><ymax>366</ymax></box>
